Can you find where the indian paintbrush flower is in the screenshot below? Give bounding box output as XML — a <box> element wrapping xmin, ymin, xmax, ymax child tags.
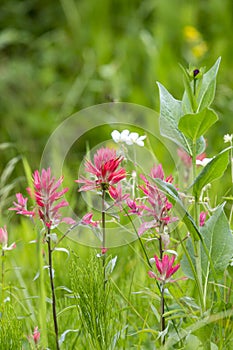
<box><xmin>0</xmin><ymin>225</ymin><xmax>16</xmax><ymax>251</ymax></box>
<box><xmin>10</xmin><ymin>168</ymin><xmax>75</xmax><ymax>229</ymax></box>
<box><xmin>138</xmin><ymin>164</ymin><xmax>176</xmax><ymax>235</ymax></box>
<box><xmin>199</xmin><ymin>211</ymin><xmax>207</xmax><ymax>227</ymax></box>
<box><xmin>148</xmin><ymin>254</ymin><xmax>185</xmax><ymax>284</ymax></box>
<box><xmin>76</xmin><ymin>147</ymin><xmax>126</xmax><ymax>196</ymax></box>
<box><xmin>33</xmin><ymin>326</ymin><xmax>40</xmax><ymax>345</ymax></box>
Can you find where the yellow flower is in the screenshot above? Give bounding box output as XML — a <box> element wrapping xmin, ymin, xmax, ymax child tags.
<box><xmin>192</xmin><ymin>42</ymin><xmax>208</xmax><ymax>58</ymax></box>
<box><xmin>183</xmin><ymin>26</ymin><xmax>201</xmax><ymax>42</ymax></box>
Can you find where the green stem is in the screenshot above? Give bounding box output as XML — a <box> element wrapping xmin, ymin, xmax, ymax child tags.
<box><xmin>160</xmin><ymin>283</ymin><xmax>165</xmax><ymax>345</ymax></box>
<box><xmin>47</xmin><ymin>232</ymin><xmax>60</xmax><ymax>350</ymax></box>
<box><xmin>102</xmin><ymin>189</ymin><xmax>106</xmax><ymax>286</ymax></box>
<box><xmin>192</xmin><ymin>142</ymin><xmax>204</xmax><ymax>312</ymax></box>
<box><xmin>37</xmin><ymin>230</ymin><xmax>48</xmax><ymax>348</ymax></box>
<box><xmin>1</xmin><ymin>249</ymin><xmax>5</xmax><ymax>316</ymax></box>
<box><xmin>123</xmin><ymin>208</ymin><xmax>152</xmax><ymax>268</ymax></box>
<box><xmin>230</xmin><ymin>140</ymin><xmax>233</xmax><ymax>183</ymax></box>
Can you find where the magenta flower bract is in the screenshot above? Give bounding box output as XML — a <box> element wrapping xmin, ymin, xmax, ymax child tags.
<box><xmin>76</xmin><ymin>147</ymin><xmax>126</xmax><ymax>195</ymax></box>
<box><xmin>200</xmin><ymin>211</ymin><xmax>207</xmax><ymax>227</ymax></box>
<box><xmin>10</xmin><ymin>168</ymin><xmax>75</xmax><ymax>229</ymax></box>
<box><xmin>9</xmin><ymin>193</ymin><xmax>35</xmax><ymax>216</ymax></box>
<box><xmin>0</xmin><ymin>225</ymin><xmax>8</xmax><ymax>246</ymax></box>
<box><xmin>138</xmin><ymin>164</ymin><xmax>176</xmax><ymax>235</ymax></box>
<box><xmin>148</xmin><ymin>254</ymin><xmax>184</xmax><ymax>284</ymax></box>
<box><xmin>33</xmin><ymin>326</ymin><xmax>40</xmax><ymax>345</ymax></box>
<box><xmin>81</xmin><ymin>213</ymin><xmax>98</xmax><ymax>227</ymax></box>
<box><xmin>0</xmin><ymin>225</ymin><xmax>16</xmax><ymax>251</ymax></box>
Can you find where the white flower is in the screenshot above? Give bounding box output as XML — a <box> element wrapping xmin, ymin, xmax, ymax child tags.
<box><xmin>196</xmin><ymin>158</ymin><xmax>212</xmax><ymax>166</ymax></box>
<box><xmin>111</xmin><ymin>129</ymin><xmax>130</xmax><ymax>143</ymax></box>
<box><xmin>224</xmin><ymin>134</ymin><xmax>233</xmax><ymax>143</ymax></box>
<box><xmin>127</xmin><ymin>132</ymin><xmax>147</xmax><ymax>147</ymax></box>
<box><xmin>111</xmin><ymin>129</ymin><xmax>146</xmax><ymax>147</ymax></box>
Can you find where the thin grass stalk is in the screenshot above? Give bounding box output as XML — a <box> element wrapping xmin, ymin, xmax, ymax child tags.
<box><xmin>1</xmin><ymin>249</ymin><xmax>5</xmax><ymax>316</ymax></box>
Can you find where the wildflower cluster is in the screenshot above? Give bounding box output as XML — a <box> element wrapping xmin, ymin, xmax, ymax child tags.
<box><xmin>10</xmin><ymin>168</ymin><xmax>75</xmax><ymax>229</ymax></box>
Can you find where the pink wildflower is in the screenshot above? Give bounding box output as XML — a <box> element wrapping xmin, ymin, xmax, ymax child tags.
<box><xmin>32</xmin><ymin>326</ymin><xmax>40</xmax><ymax>344</ymax></box>
<box><xmin>0</xmin><ymin>225</ymin><xmax>16</xmax><ymax>251</ymax></box>
<box><xmin>126</xmin><ymin>199</ymin><xmax>142</xmax><ymax>216</ymax></box>
<box><xmin>76</xmin><ymin>147</ymin><xmax>126</xmax><ymax>195</ymax></box>
<box><xmin>81</xmin><ymin>213</ymin><xmax>98</xmax><ymax>227</ymax></box>
<box><xmin>138</xmin><ymin>164</ymin><xmax>176</xmax><ymax>235</ymax></box>
<box><xmin>9</xmin><ymin>193</ymin><xmax>35</xmax><ymax>216</ymax></box>
<box><xmin>148</xmin><ymin>254</ymin><xmax>185</xmax><ymax>284</ymax></box>
<box><xmin>200</xmin><ymin>211</ymin><xmax>207</xmax><ymax>227</ymax></box>
<box><xmin>10</xmin><ymin>168</ymin><xmax>75</xmax><ymax>228</ymax></box>
<box><xmin>101</xmin><ymin>247</ymin><xmax>108</xmax><ymax>255</ymax></box>
<box><xmin>109</xmin><ymin>183</ymin><xmax>130</xmax><ymax>205</ymax></box>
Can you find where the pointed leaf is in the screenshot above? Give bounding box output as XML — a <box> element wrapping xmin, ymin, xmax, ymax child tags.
<box><xmin>182</xmin><ymin>204</ymin><xmax>233</xmax><ymax>281</ymax></box>
<box><xmin>158</xmin><ymin>82</ymin><xmax>206</xmax><ymax>156</ymax></box>
<box><xmin>201</xmin><ymin>204</ymin><xmax>233</xmax><ymax>279</ymax></box>
<box><xmin>197</xmin><ymin>57</ymin><xmax>221</xmax><ymax>111</ymax></box>
<box><xmin>105</xmin><ymin>256</ymin><xmax>117</xmax><ymax>278</ymax></box>
<box><xmin>59</xmin><ymin>329</ymin><xmax>79</xmax><ymax>345</ymax></box>
<box><xmin>192</xmin><ymin>147</ymin><xmax>230</xmax><ymax>197</ymax></box>
<box><xmin>178</xmin><ymin>108</ymin><xmax>218</xmax><ymax>141</ymax></box>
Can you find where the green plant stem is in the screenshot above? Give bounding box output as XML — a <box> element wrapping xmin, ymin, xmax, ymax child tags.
<box><xmin>160</xmin><ymin>283</ymin><xmax>165</xmax><ymax>346</ymax></box>
<box><xmin>230</xmin><ymin>140</ymin><xmax>233</xmax><ymax>183</ymax></box>
<box><xmin>192</xmin><ymin>141</ymin><xmax>203</xmax><ymax>311</ymax></box>
<box><xmin>1</xmin><ymin>249</ymin><xmax>5</xmax><ymax>315</ymax></box>
<box><xmin>47</xmin><ymin>232</ymin><xmax>60</xmax><ymax>350</ymax></box>
<box><xmin>37</xmin><ymin>230</ymin><xmax>48</xmax><ymax>348</ymax></box>
<box><xmin>158</xmin><ymin>223</ymin><xmax>166</xmax><ymax>344</ymax></box>
<box><xmin>123</xmin><ymin>208</ymin><xmax>152</xmax><ymax>268</ymax></box>
<box><xmin>102</xmin><ymin>189</ymin><xmax>106</xmax><ymax>286</ymax></box>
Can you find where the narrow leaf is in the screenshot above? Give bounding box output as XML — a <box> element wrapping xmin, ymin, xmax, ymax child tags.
<box><xmin>0</xmin><ymin>156</ymin><xmax>20</xmax><ymax>186</ymax></box>
<box><xmin>59</xmin><ymin>329</ymin><xmax>79</xmax><ymax>345</ymax></box>
<box><xmin>197</xmin><ymin>57</ymin><xmax>221</xmax><ymax>111</ymax></box>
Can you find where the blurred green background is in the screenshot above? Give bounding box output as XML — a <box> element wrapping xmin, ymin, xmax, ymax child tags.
<box><xmin>0</xmin><ymin>0</ymin><xmax>233</xmax><ymax>195</ymax></box>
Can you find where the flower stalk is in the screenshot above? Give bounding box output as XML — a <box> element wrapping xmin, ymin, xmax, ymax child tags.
<box><xmin>102</xmin><ymin>189</ymin><xmax>106</xmax><ymax>286</ymax></box>
<box><xmin>47</xmin><ymin>229</ymin><xmax>60</xmax><ymax>350</ymax></box>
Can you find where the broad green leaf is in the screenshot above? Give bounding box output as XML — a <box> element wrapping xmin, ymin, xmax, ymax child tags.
<box><xmin>157</xmin><ymin>82</ymin><xmax>206</xmax><ymax>156</ymax></box>
<box><xmin>192</xmin><ymin>147</ymin><xmax>230</xmax><ymax>197</ymax></box>
<box><xmin>181</xmin><ymin>204</ymin><xmax>233</xmax><ymax>281</ymax></box>
<box><xmin>201</xmin><ymin>204</ymin><xmax>233</xmax><ymax>280</ymax></box>
<box><xmin>178</xmin><ymin>108</ymin><xmax>218</xmax><ymax>141</ymax></box>
<box><xmin>197</xmin><ymin>57</ymin><xmax>221</xmax><ymax>111</ymax></box>
<box><xmin>153</xmin><ymin>179</ymin><xmax>202</xmax><ymax>241</ymax></box>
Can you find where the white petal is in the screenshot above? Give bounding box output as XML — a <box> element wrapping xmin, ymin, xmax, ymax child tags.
<box><xmin>136</xmin><ymin>140</ymin><xmax>145</xmax><ymax>147</ymax></box>
<box><xmin>111</xmin><ymin>130</ymin><xmax>121</xmax><ymax>143</ymax></box>
<box><xmin>137</xmin><ymin>135</ymin><xmax>147</xmax><ymax>141</ymax></box>
<box><xmin>120</xmin><ymin>129</ymin><xmax>130</xmax><ymax>142</ymax></box>
<box><xmin>129</xmin><ymin>132</ymin><xmax>139</xmax><ymax>142</ymax></box>
<box><xmin>196</xmin><ymin>158</ymin><xmax>212</xmax><ymax>166</ymax></box>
